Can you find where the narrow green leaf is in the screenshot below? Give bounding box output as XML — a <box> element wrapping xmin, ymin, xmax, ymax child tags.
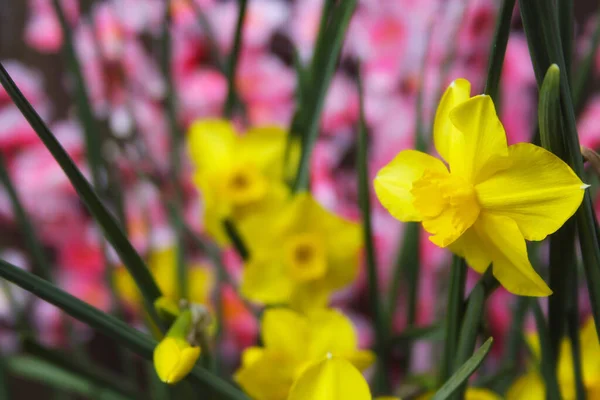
<box><xmin>0</xmin><ymin>153</ymin><xmax>51</xmax><ymax>281</ymax></box>
<box><xmin>538</xmin><ymin>64</ymin><xmax>562</xmax><ymax>154</ymax></box>
<box><xmin>491</xmin><ymin>297</ymin><xmax>528</xmax><ymax>394</ymax></box>
<box><xmin>520</xmin><ymin>0</ymin><xmax>600</xmax><ymax>341</ymax></box>
<box><xmin>573</xmin><ymin>8</ymin><xmax>600</xmax><ymax>113</ymax></box>
<box><xmin>431</xmin><ymin>338</ymin><xmax>494</xmax><ymax>400</ymax></box>
<box><xmin>538</xmin><ymin>63</ymin><xmax>574</xmax><ymax>357</ymax></box>
<box><xmin>6</xmin><ymin>356</ymin><xmax>128</xmax><ymax>400</ymax></box>
<box><xmin>50</xmin><ymin>0</ymin><xmax>104</xmax><ymax>190</ymax></box>
<box><xmin>223</xmin><ymin>219</ymin><xmax>249</xmax><ymax>261</ymax></box>
<box><xmin>450</xmin><ymin>271</ymin><xmax>492</xmax><ymax>400</ymax></box>
<box><xmin>0</xmin><ymin>63</ymin><xmax>164</xmax><ymax>329</ymax></box>
<box><xmin>0</xmin><ymin>258</ymin><xmax>249</xmax><ymax>400</ymax></box>
<box><xmin>356</xmin><ymin>71</ymin><xmax>389</xmax><ymax>394</ymax></box>
<box><xmin>558</xmin><ymin>0</ymin><xmax>573</xmax><ymax>82</ymax></box>
<box><xmin>483</xmin><ymin>0</ymin><xmax>516</xmax><ymax>103</ymax></box>
<box><xmin>22</xmin><ymin>338</ymin><xmax>139</xmax><ymax>399</ymax></box>
<box><xmin>223</xmin><ymin>0</ymin><xmax>248</xmax><ymax>118</ymax></box>
<box><xmin>388</xmin><ymin>222</ymin><xmax>420</xmax><ymax>322</ymax></box>
<box><xmin>531</xmin><ymin>300</ymin><xmax>561</xmax><ymax>400</ymax></box>
<box><xmin>566</xmin><ymin>267</ymin><xmax>586</xmax><ymax>400</ymax></box>
<box><xmin>160</xmin><ymin>2</ymin><xmax>188</xmax><ymax>301</ymax></box>
<box><xmin>391</xmin><ymin>324</ymin><xmax>443</xmax><ymax>346</ymax></box>
<box><xmin>439</xmin><ymin>256</ymin><xmax>467</xmax><ymax>384</ymax></box>
<box><xmin>291</xmin><ymin>0</ymin><xmax>357</xmax><ymax>192</ymax></box>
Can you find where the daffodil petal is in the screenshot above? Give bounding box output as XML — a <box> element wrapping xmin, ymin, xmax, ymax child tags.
<box><xmin>465</xmin><ymin>388</ymin><xmax>503</xmax><ymax>400</ymax></box>
<box><xmin>434</xmin><ymin>78</ymin><xmax>471</xmax><ymax>165</ymax></box>
<box><xmin>345</xmin><ymin>350</ymin><xmax>376</xmax><ymax>371</ymax></box>
<box><xmin>187</xmin><ymin>119</ymin><xmax>236</xmax><ymax>170</ymax></box>
<box><xmin>235</xmin><ymin>350</ymin><xmax>299</xmax><ymax>400</ymax></box>
<box><xmin>287</xmin><ymin>356</ymin><xmax>372</xmax><ymax>400</ymax></box>
<box><xmin>448</xmin><ymin>95</ymin><xmax>509</xmax><ymax>183</ymax></box>
<box><xmin>374</xmin><ymin>150</ymin><xmax>448</xmax><ymax>222</ymax></box>
<box><xmin>261</xmin><ymin>308</ymin><xmax>308</xmax><ymax>358</ymax></box>
<box><xmin>240</xmin><ymin>256</ymin><xmax>293</xmax><ymax>304</ymax></box>
<box><xmin>238</xmin><ymin>125</ymin><xmax>289</xmax><ymax>178</ymax></box>
<box><xmin>505</xmin><ymin>371</ymin><xmax>545</xmax><ymax>400</ymax></box>
<box><xmin>473</xmin><ymin>213</ymin><xmax>552</xmax><ymax>297</ymax></box>
<box><xmin>447</xmin><ymin>227</ymin><xmax>491</xmax><ymax>274</ymax></box>
<box><xmin>579</xmin><ymin>317</ymin><xmax>600</xmax><ymax>385</ymax></box>
<box><xmin>307</xmin><ymin>309</ymin><xmax>359</xmax><ymax>358</ymax></box>
<box><xmin>476</xmin><ymin>143</ymin><xmax>586</xmax><ymax>241</ymax></box>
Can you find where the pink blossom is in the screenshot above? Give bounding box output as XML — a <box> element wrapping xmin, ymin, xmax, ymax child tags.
<box><xmin>24</xmin><ymin>0</ymin><xmax>80</xmax><ymax>53</ymax></box>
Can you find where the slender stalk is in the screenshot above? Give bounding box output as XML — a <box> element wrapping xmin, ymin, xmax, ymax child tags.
<box><xmin>566</xmin><ymin>268</ymin><xmax>586</xmax><ymax>400</ymax></box>
<box><xmin>520</xmin><ymin>0</ymin><xmax>600</xmax><ymax>341</ymax></box>
<box><xmin>50</xmin><ymin>0</ymin><xmax>104</xmax><ymax>190</ymax></box>
<box><xmin>0</xmin><ymin>258</ymin><xmax>249</xmax><ymax>400</ymax></box>
<box><xmin>0</xmin><ymin>62</ymin><xmax>165</xmax><ymax>330</ymax></box>
<box><xmin>291</xmin><ymin>0</ymin><xmax>357</xmax><ymax>192</ymax></box>
<box><xmin>223</xmin><ymin>0</ymin><xmax>248</xmax><ymax>118</ymax></box>
<box><xmin>573</xmin><ymin>6</ymin><xmax>600</xmax><ymax>113</ymax></box>
<box><xmin>356</xmin><ymin>71</ymin><xmax>389</xmax><ymax>394</ymax></box>
<box><xmin>223</xmin><ymin>219</ymin><xmax>249</xmax><ymax>261</ymax></box>
<box><xmin>388</xmin><ymin>223</ymin><xmax>419</xmax><ymax>321</ymax></box>
<box><xmin>0</xmin><ymin>153</ymin><xmax>51</xmax><ymax>281</ymax></box>
<box><xmin>160</xmin><ymin>1</ymin><xmax>188</xmax><ymax>301</ymax></box>
<box><xmin>531</xmin><ymin>300</ymin><xmax>561</xmax><ymax>400</ymax></box>
<box><xmin>439</xmin><ymin>257</ymin><xmax>467</xmax><ymax>384</ymax></box>
<box><xmin>483</xmin><ymin>0</ymin><xmax>516</xmax><ymax>103</ymax></box>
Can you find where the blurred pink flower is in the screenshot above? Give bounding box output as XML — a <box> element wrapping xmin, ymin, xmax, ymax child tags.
<box><xmin>24</xmin><ymin>0</ymin><xmax>80</xmax><ymax>53</ymax></box>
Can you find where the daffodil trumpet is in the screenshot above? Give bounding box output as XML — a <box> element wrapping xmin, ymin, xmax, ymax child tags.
<box><xmin>153</xmin><ymin>300</ymin><xmax>212</xmax><ymax>384</ymax></box>
<box><xmin>375</xmin><ymin>78</ymin><xmax>587</xmax><ymax>297</ymax></box>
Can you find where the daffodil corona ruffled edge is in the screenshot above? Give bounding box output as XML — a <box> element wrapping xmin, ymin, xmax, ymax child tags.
<box><xmin>374</xmin><ymin>78</ymin><xmax>587</xmax><ymax>297</ymax></box>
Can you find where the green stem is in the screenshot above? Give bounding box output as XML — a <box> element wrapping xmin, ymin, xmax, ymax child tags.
<box><xmin>483</xmin><ymin>0</ymin><xmax>516</xmax><ymax>103</ymax></box>
<box><xmin>573</xmin><ymin>5</ymin><xmax>600</xmax><ymax>113</ymax></box>
<box><xmin>439</xmin><ymin>256</ymin><xmax>467</xmax><ymax>384</ymax></box>
<box><xmin>0</xmin><ymin>258</ymin><xmax>249</xmax><ymax>400</ymax></box>
<box><xmin>223</xmin><ymin>219</ymin><xmax>249</xmax><ymax>261</ymax></box>
<box><xmin>161</xmin><ymin>1</ymin><xmax>188</xmax><ymax>301</ymax></box>
<box><xmin>0</xmin><ymin>153</ymin><xmax>51</xmax><ymax>281</ymax></box>
<box><xmin>520</xmin><ymin>0</ymin><xmax>600</xmax><ymax>341</ymax></box>
<box><xmin>356</xmin><ymin>71</ymin><xmax>389</xmax><ymax>394</ymax></box>
<box><xmin>223</xmin><ymin>0</ymin><xmax>248</xmax><ymax>118</ymax></box>
<box><xmin>0</xmin><ymin>63</ymin><xmax>165</xmax><ymax>331</ymax></box>
<box><xmin>291</xmin><ymin>0</ymin><xmax>357</xmax><ymax>192</ymax></box>
<box><xmin>566</xmin><ymin>267</ymin><xmax>586</xmax><ymax>400</ymax></box>
<box><xmin>531</xmin><ymin>300</ymin><xmax>561</xmax><ymax>400</ymax></box>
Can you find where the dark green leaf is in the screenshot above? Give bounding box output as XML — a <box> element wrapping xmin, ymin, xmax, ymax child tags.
<box><xmin>432</xmin><ymin>338</ymin><xmax>494</xmax><ymax>400</ymax></box>
<box><xmin>0</xmin><ymin>258</ymin><xmax>249</xmax><ymax>400</ymax></box>
<box><xmin>531</xmin><ymin>300</ymin><xmax>561</xmax><ymax>400</ymax></box>
<box><xmin>223</xmin><ymin>0</ymin><xmax>248</xmax><ymax>117</ymax></box>
<box><xmin>483</xmin><ymin>0</ymin><xmax>516</xmax><ymax>103</ymax></box>
<box><xmin>439</xmin><ymin>256</ymin><xmax>467</xmax><ymax>384</ymax></box>
<box><xmin>0</xmin><ymin>63</ymin><xmax>164</xmax><ymax>329</ymax></box>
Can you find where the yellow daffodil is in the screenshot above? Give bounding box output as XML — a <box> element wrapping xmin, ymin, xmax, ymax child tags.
<box><xmin>153</xmin><ymin>309</ymin><xmax>201</xmax><ymax>384</ymax></box>
<box><xmin>187</xmin><ymin>119</ymin><xmax>295</xmax><ymax>244</ymax></box>
<box><xmin>507</xmin><ymin>317</ymin><xmax>600</xmax><ymax>399</ymax></box>
<box><xmin>374</xmin><ymin>78</ymin><xmax>587</xmax><ymax>296</ymax></box>
<box><xmin>287</xmin><ymin>355</ymin><xmax>372</xmax><ymax>400</ymax></box>
<box><xmin>238</xmin><ymin>193</ymin><xmax>362</xmax><ymax>311</ymax></box>
<box><xmin>114</xmin><ymin>247</ymin><xmax>213</xmax><ymax>310</ymax></box>
<box><xmin>235</xmin><ymin>308</ymin><xmax>374</xmax><ymax>400</ymax></box>
<box><xmin>418</xmin><ymin>388</ymin><xmax>501</xmax><ymax>400</ymax></box>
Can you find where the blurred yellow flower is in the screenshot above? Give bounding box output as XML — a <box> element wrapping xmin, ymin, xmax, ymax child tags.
<box><xmin>287</xmin><ymin>355</ymin><xmax>372</xmax><ymax>400</ymax></box>
<box><xmin>154</xmin><ymin>309</ymin><xmax>201</xmax><ymax>384</ymax></box>
<box><xmin>507</xmin><ymin>317</ymin><xmax>600</xmax><ymax>399</ymax></box>
<box><xmin>187</xmin><ymin>119</ymin><xmax>294</xmax><ymax>244</ymax></box>
<box><xmin>238</xmin><ymin>193</ymin><xmax>361</xmax><ymax>311</ymax></box>
<box><xmin>374</xmin><ymin>78</ymin><xmax>587</xmax><ymax>297</ymax></box>
<box><xmin>235</xmin><ymin>308</ymin><xmax>374</xmax><ymax>400</ymax></box>
<box><xmin>114</xmin><ymin>247</ymin><xmax>213</xmax><ymax>310</ymax></box>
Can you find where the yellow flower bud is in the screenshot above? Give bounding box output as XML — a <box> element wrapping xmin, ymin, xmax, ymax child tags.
<box><xmin>153</xmin><ymin>337</ymin><xmax>200</xmax><ymax>384</ymax></box>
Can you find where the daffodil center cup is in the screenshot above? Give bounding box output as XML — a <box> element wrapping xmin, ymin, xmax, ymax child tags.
<box><xmin>222</xmin><ymin>164</ymin><xmax>268</xmax><ymax>206</ymax></box>
<box><xmin>411</xmin><ymin>169</ymin><xmax>479</xmax><ymax>220</ymax></box>
<box><xmin>284</xmin><ymin>234</ymin><xmax>327</xmax><ymax>282</ymax></box>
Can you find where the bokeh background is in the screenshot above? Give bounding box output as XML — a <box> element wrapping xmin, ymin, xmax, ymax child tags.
<box><xmin>1</xmin><ymin>0</ymin><xmax>600</xmax><ymax>398</ymax></box>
